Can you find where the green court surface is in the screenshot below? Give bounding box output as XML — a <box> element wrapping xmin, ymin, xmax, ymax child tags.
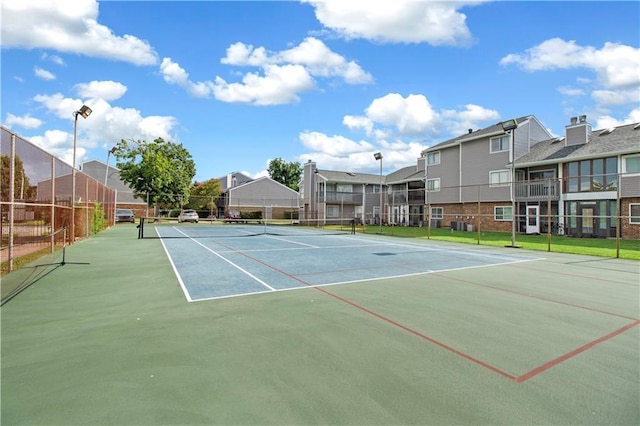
<box><xmin>1</xmin><ymin>225</ymin><xmax>638</xmax><ymax>425</ymax></box>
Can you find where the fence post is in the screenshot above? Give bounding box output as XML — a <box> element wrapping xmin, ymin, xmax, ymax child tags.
<box><xmin>50</xmin><ymin>156</ymin><xmax>55</xmax><ymax>253</ymax></box>
<box><xmin>8</xmin><ymin>133</ymin><xmax>16</xmax><ymax>273</ymax></box>
<box><xmin>547</xmin><ymin>178</ymin><xmax>552</xmax><ymax>252</ymax></box>
<box><xmin>477</xmin><ymin>185</ymin><xmax>481</xmax><ymax>244</ymax></box>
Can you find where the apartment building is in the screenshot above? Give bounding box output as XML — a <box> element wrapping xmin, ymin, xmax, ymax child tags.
<box><xmin>517</xmin><ymin>118</ymin><xmax>640</xmax><ymax>239</ymax></box>
<box><xmin>422</xmin><ymin>115</ymin><xmax>640</xmax><ymax>238</ymax></box>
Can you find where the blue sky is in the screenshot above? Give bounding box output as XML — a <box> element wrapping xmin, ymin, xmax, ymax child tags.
<box><xmin>2</xmin><ymin>1</ymin><xmax>639</xmax><ymax>181</ymax></box>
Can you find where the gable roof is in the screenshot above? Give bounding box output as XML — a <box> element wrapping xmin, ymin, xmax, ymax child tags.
<box><xmin>217</xmin><ymin>171</ymin><xmax>253</xmax><ymax>191</ymax></box>
<box><xmin>516</xmin><ymin>122</ymin><xmax>640</xmax><ymax>166</ymax></box>
<box><xmin>229</xmin><ymin>176</ymin><xmax>299</xmax><ymax>195</ymax></box>
<box><xmin>422</xmin><ymin>115</ymin><xmax>534</xmax><ymax>154</ymax></box>
<box><xmin>386</xmin><ymin>165</ymin><xmax>424</xmax><ymax>184</ymax></box>
<box><xmin>314</xmin><ymin>169</ymin><xmax>384</xmax><ymax>185</ymax></box>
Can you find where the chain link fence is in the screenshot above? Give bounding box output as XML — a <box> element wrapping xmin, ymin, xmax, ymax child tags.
<box><xmin>1</xmin><ymin>126</ymin><xmax>116</xmax><ymax>274</ymax></box>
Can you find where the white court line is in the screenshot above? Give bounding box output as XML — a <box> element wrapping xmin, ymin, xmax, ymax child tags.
<box><xmin>156</xmin><ymin>227</ymin><xmax>194</xmax><ymax>302</ymax></box>
<box><xmin>264</xmin><ymin>234</ymin><xmax>319</xmax><ymax>248</ymax></box>
<box><xmin>189</xmin><ymin>256</ymin><xmax>545</xmax><ymax>302</ymax></box>
<box><xmin>213</xmin><ymin>242</ymin><xmax>397</xmax><ymax>254</ymax></box>
<box><xmin>174</xmin><ymin>227</ymin><xmax>277</xmax><ymax>292</ymax></box>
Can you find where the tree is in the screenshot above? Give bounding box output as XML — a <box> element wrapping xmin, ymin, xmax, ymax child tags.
<box><xmin>185</xmin><ymin>179</ymin><xmax>221</xmax><ymax>214</ymax></box>
<box><xmin>114</xmin><ymin>138</ymin><xmax>196</xmax><ymax>209</ymax></box>
<box><xmin>1</xmin><ymin>154</ymin><xmax>36</xmax><ymax>201</ymax></box>
<box><xmin>267</xmin><ymin>158</ymin><xmax>302</xmax><ymax>191</ymax></box>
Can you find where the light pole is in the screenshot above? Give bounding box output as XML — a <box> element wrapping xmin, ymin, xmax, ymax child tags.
<box><xmin>103</xmin><ymin>146</ymin><xmax>117</xmax><ymax>206</ymax></box>
<box><xmin>71</xmin><ymin>104</ymin><xmax>92</xmax><ymax>243</ymax></box>
<box><xmin>374</xmin><ymin>152</ymin><xmax>383</xmax><ymax>234</ymax></box>
<box><xmin>313</xmin><ymin>168</ymin><xmax>318</xmax><ymax>225</ymax></box>
<box><xmin>500</xmin><ymin>119</ymin><xmax>518</xmax><ymax>248</ymax></box>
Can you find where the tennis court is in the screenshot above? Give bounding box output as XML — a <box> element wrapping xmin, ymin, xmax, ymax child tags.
<box><xmin>151</xmin><ymin>222</ymin><xmax>542</xmax><ymax>302</ymax></box>
<box><xmin>1</xmin><ymin>224</ymin><xmax>638</xmax><ymax>425</ymax></box>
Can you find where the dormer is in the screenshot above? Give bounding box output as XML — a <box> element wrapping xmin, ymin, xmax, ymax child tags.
<box><xmin>565</xmin><ymin>115</ymin><xmax>592</xmax><ymax>146</ymax></box>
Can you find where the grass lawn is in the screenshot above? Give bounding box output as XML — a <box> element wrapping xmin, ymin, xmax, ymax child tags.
<box><xmin>353</xmin><ymin>225</ymin><xmax>640</xmax><ymax>260</ymax></box>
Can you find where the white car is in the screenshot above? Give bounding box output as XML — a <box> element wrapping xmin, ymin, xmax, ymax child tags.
<box><xmin>178</xmin><ymin>209</ymin><xmax>199</xmax><ymax>223</ymax></box>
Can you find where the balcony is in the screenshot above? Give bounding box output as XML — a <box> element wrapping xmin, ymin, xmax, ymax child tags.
<box><xmin>515</xmin><ymin>180</ymin><xmax>560</xmax><ymax>201</ymax></box>
<box><xmin>318</xmin><ymin>191</ymin><xmax>363</xmax><ymax>205</ymax></box>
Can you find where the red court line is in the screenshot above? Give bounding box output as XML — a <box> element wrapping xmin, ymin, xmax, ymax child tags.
<box><xmin>433</xmin><ymin>273</ymin><xmax>639</xmax><ymax>321</ymax></box>
<box><xmin>210</xmin><ymin>239</ymin><xmax>518</xmax><ymax>381</ymax></box>
<box><xmin>513</xmin><ymin>263</ymin><xmax>639</xmax><ymax>287</ymax></box>
<box><xmin>208</xmin><ymin>239</ymin><xmax>638</xmax><ymax>383</ymax></box>
<box><xmin>515</xmin><ymin>320</ymin><xmax>640</xmax><ymax>383</ymax></box>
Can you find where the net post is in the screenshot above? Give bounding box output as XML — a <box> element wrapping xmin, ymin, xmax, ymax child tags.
<box><xmin>138</xmin><ymin>217</ymin><xmax>144</xmax><ymax>239</ymax></box>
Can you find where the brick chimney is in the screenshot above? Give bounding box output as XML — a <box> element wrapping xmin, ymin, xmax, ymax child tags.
<box><xmin>565</xmin><ymin>115</ymin><xmax>592</xmax><ymax>146</ymax></box>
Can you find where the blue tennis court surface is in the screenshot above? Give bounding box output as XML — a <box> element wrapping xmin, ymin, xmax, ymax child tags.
<box><xmin>156</xmin><ymin>225</ymin><xmax>543</xmax><ymax>302</ymax></box>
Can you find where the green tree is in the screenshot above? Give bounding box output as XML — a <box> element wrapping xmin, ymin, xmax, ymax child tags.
<box><xmin>1</xmin><ymin>155</ymin><xmax>36</xmax><ymax>201</ymax></box>
<box><xmin>114</xmin><ymin>138</ymin><xmax>196</xmax><ymax>209</ymax></box>
<box><xmin>267</xmin><ymin>158</ymin><xmax>301</xmax><ymax>191</ymax></box>
<box><xmin>186</xmin><ymin>179</ymin><xmax>221</xmax><ymax>213</ymax></box>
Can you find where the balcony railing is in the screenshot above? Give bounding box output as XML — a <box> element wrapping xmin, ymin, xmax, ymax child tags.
<box><xmin>515</xmin><ymin>181</ymin><xmax>560</xmax><ymax>201</ymax></box>
<box><xmin>318</xmin><ymin>192</ymin><xmax>363</xmax><ymax>204</ymax></box>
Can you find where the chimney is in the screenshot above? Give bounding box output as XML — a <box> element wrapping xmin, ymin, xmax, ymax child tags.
<box><xmin>468</xmin><ymin>128</ymin><xmax>473</xmax><ymax>134</ymax></box>
<box><xmin>565</xmin><ymin>115</ymin><xmax>591</xmax><ymax>147</ymax></box>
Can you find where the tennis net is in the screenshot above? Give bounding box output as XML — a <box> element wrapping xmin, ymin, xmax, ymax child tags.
<box><xmin>137</xmin><ymin>217</ymin><xmax>362</xmax><ymax>239</ymax></box>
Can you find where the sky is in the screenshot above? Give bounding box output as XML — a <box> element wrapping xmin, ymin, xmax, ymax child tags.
<box><xmin>1</xmin><ymin>1</ymin><xmax>639</xmax><ymax>181</ymax></box>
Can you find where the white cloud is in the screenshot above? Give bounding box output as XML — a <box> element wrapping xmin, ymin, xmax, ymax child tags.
<box><xmin>501</xmin><ymin>38</ymin><xmax>640</xmax><ymax>123</ymax></box>
<box><xmin>441</xmin><ymin>104</ymin><xmax>500</xmax><ymax>135</ymax></box>
<box><xmin>220</xmin><ymin>37</ymin><xmax>373</xmax><ymax>83</ymax></box>
<box><xmin>300</xmin><ymin>93</ymin><xmax>502</xmax><ymax>173</ymax></box>
<box><xmin>595</xmin><ymin>108</ymin><xmax>640</xmax><ymax>129</ymax></box>
<box><xmin>278</xmin><ymin>37</ymin><xmax>373</xmax><ymax>84</ymax></box>
<box><xmin>361</xmin><ymin>93</ymin><xmax>439</xmax><ymax>136</ymax></box>
<box><xmin>500</xmin><ymin>38</ymin><xmax>640</xmax><ymax>89</ymax></box>
<box><xmin>557</xmin><ymin>86</ymin><xmax>585</xmax><ymax>97</ymax></box>
<box><xmin>1</xmin><ymin>0</ymin><xmax>158</xmax><ymax>66</ymax></box>
<box><xmin>162</xmin><ymin>37</ymin><xmax>371</xmax><ymax>104</ymax></box>
<box><xmin>296</xmin><ymin>132</ymin><xmax>424</xmax><ymax>174</ymax></box>
<box><xmin>74</xmin><ymin>80</ymin><xmax>128</xmax><ymax>101</ymax></box>
<box><xmin>344</xmin><ymin>94</ymin><xmax>500</xmax><ymax>141</ymax></box>
<box><xmin>3</xmin><ymin>113</ymin><xmax>44</xmax><ymax>129</ymax></box>
<box><xmin>303</xmin><ymin>0</ymin><xmax>479</xmax><ymax>46</ymax></box>
<box><xmin>592</xmin><ymin>88</ymin><xmax>640</xmax><ymax>107</ymax></box>
<box><xmin>159</xmin><ymin>57</ymin><xmax>215</xmax><ymax>98</ymax></box>
<box><xmin>41</xmin><ymin>53</ymin><xmax>65</xmax><ymax>66</ymax></box>
<box><xmin>30</xmin><ymin>93</ymin><xmax>178</xmax><ymax>166</ymax></box>
<box><xmin>221</xmin><ymin>42</ymin><xmax>270</xmax><ymax>67</ymax></box>
<box><xmin>29</xmin><ymin>130</ymin><xmax>78</xmax><ymax>166</ymax></box>
<box><xmin>34</xmin><ymin>66</ymin><xmax>55</xmax><ymax>80</ymax></box>
<box><xmin>213</xmin><ymin>64</ymin><xmax>316</xmax><ymax>106</ymax></box>
<box><xmin>299</xmin><ymin>131</ymin><xmax>374</xmax><ymax>155</ymax></box>
<box><xmin>343</xmin><ymin>115</ymin><xmax>373</xmax><ymax>134</ymax></box>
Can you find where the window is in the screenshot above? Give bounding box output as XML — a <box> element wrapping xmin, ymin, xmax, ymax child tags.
<box><xmin>327</xmin><ymin>206</ymin><xmax>339</xmax><ymax>218</ymax></box>
<box><xmin>489</xmin><ymin>170</ymin><xmax>510</xmax><ymax>187</ymax></box>
<box><xmin>426</xmin><ymin>178</ymin><xmax>440</xmax><ymax>191</ymax></box>
<box><xmin>494</xmin><ymin>206</ymin><xmax>512</xmax><ymax>221</ymax></box>
<box><xmin>427</xmin><ymin>151</ymin><xmax>440</xmax><ymax>165</ymax></box>
<box><xmin>490</xmin><ymin>135</ymin><xmax>510</xmax><ymax>153</ymax></box>
<box><xmin>337</xmin><ymin>184</ymin><xmax>353</xmax><ymax>192</ymax></box>
<box><xmin>631</xmin><ymin>204</ymin><xmax>640</xmax><ymax>224</ymax></box>
<box><xmin>564</xmin><ymin>157</ymin><xmax>618</xmax><ymax>192</ymax></box>
<box><xmin>430</xmin><ymin>207</ymin><xmax>443</xmax><ymax>219</ymax></box>
<box><xmin>624</xmin><ymin>155</ymin><xmax>640</xmax><ymax>174</ymax></box>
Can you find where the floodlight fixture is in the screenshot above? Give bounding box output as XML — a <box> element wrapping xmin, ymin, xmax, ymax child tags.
<box><xmin>500</xmin><ymin>119</ymin><xmax>518</xmax><ymax>132</ymax></box>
